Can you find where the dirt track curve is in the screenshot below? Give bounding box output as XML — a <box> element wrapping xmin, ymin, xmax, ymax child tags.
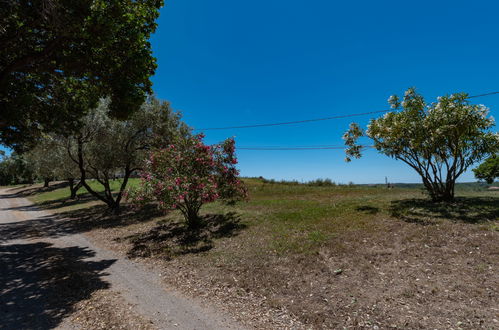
<box><xmin>0</xmin><ymin>188</ymin><xmax>243</xmax><ymax>330</ymax></box>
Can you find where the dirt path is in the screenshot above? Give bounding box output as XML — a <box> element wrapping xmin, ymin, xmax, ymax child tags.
<box><xmin>0</xmin><ymin>189</ymin><xmax>244</xmax><ymax>330</ymax></box>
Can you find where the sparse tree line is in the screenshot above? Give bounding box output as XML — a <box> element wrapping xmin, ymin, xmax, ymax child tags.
<box><xmin>2</xmin><ymin>96</ymin><xmax>185</xmax><ymax>199</ymax></box>
<box><xmin>0</xmin><ymin>96</ymin><xmax>247</xmax><ymax>223</ymax></box>
<box><xmin>1</xmin><ymin>2</ymin><xmax>498</xmax><ymax>227</ymax></box>
<box><xmin>1</xmin><ymin>87</ymin><xmax>498</xmax><ymax>220</ymax></box>
<box><xmin>0</xmin><ymin>1</ymin><xmax>250</xmax><ymax>225</ymax></box>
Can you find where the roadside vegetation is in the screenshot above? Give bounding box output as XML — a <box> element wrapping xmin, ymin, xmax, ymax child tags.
<box><xmin>473</xmin><ymin>154</ymin><xmax>499</xmax><ymax>184</ymax></box>
<box><xmin>3</xmin><ymin>3</ymin><xmax>498</xmax><ymax>328</ymax></box>
<box><xmin>4</xmin><ymin>178</ymin><xmax>496</xmax><ymax>329</ymax></box>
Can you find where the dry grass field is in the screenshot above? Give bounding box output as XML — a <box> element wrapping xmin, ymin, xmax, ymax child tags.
<box><xmin>15</xmin><ymin>179</ymin><xmax>499</xmax><ymax>329</ymax></box>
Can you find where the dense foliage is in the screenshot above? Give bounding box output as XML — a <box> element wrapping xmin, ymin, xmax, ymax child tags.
<box><xmin>0</xmin><ymin>152</ymin><xmax>35</xmax><ymax>185</ymax></box>
<box><xmin>344</xmin><ymin>88</ymin><xmax>499</xmax><ymax>202</ymax></box>
<box><xmin>65</xmin><ymin>96</ymin><xmax>189</xmax><ymax>211</ymax></box>
<box><xmin>0</xmin><ymin>0</ymin><xmax>163</xmax><ymax>149</ymax></box>
<box><xmin>473</xmin><ymin>155</ymin><xmax>499</xmax><ymax>184</ymax></box>
<box><xmin>25</xmin><ymin>136</ymin><xmax>60</xmax><ymax>187</ymax></box>
<box><xmin>26</xmin><ymin>134</ymin><xmax>82</xmax><ymax>195</ymax></box>
<box><xmin>128</xmin><ymin>134</ymin><xmax>247</xmax><ymax>227</ymax></box>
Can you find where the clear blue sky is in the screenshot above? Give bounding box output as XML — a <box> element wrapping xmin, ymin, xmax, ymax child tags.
<box><xmin>148</xmin><ymin>0</ymin><xmax>499</xmax><ymax>183</ymax></box>
<box><xmin>2</xmin><ymin>0</ymin><xmax>498</xmax><ymax>183</ymax></box>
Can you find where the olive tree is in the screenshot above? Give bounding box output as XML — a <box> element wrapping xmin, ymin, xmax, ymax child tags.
<box><xmin>0</xmin><ymin>152</ymin><xmax>35</xmax><ymax>185</ymax></box>
<box><xmin>67</xmin><ymin>97</ymin><xmax>189</xmax><ymax>211</ymax></box>
<box><xmin>24</xmin><ymin>134</ymin><xmax>83</xmax><ymax>194</ymax></box>
<box><xmin>473</xmin><ymin>154</ymin><xmax>499</xmax><ymax>184</ymax></box>
<box><xmin>56</xmin><ymin>141</ymin><xmax>84</xmax><ymax>199</ymax></box>
<box><xmin>344</xmin><ymin>88</ymin><xmax>499</xmax><ymax>202</ymax></box>
<box><xmin>25</xmin><ymin>136</ymin><xmax>59</xmax><ymax>187</ymax></box>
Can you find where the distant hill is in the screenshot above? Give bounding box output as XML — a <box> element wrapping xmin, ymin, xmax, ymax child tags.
<box><xmin>243</xmin><ymin>177</ymin><xmax>499</xmax><ymax>192</ymax></box>
<box><xmin>391</xmin><ymin>182</ymin><xmax>499</xmax><ymax>192</ymax></box>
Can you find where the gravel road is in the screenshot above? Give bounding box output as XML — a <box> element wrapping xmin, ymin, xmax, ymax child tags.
<box><xmin>0</xmin><ymin>188</ymin><xmax>243</xmax><ymax>330</ymax></box>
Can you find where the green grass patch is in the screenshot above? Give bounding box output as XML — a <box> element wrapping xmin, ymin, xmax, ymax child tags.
<box><xmin>28</xmin><ymin>178</ymin><xmax>141</xmax><ymax>212</ymax></box>
<box><xmin>23</xmin><ymin>177</ymin><xmax>499</xmax><ymax>255</ymax></box>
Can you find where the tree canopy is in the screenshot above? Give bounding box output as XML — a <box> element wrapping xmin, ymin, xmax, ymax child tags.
<box><xmin>0</xmin><ymin>0</ymin><xmax>163</xmax><ymax>150</ymax></box>
<box><xmin>66</xmin><ymin>96</ymin><xmax>189</xmax><ymax>210</ymax></box>
<box><xmin>344</xmin><ymin>88</ymin><xmax>499</xmax><ymax>202</ymax></box>
<box><xmin>25</xmin><ymin>136</ymin><xmax>59</xmax><ymax>186</ymax></box>
<box><xmin>0</xmin><ymin>152</ymin><xmax>35</xmax><ymax>185</ymax></box>
<box><xmin>473</xmin><ymin>154</ymin><xmax>499</xmax><ymax>184</ymax></box>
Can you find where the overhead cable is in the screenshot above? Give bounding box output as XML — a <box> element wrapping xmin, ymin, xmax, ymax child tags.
<box><xmin>195</xmin><ymin>91</ymin><xmax>499</xmax><ymax>131</ymax></box>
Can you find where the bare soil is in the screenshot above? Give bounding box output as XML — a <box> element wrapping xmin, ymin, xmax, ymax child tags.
<box><xmin>0</xmin><ymin>187</ymin><xmax>244</xmax><ymax>330</ymax></box>
<box><xmin>82</xmin><ymin>208</ymin><xmax>499</xmax><ymax>329</ymax></box>
<box><xmin>11</xmin><ymin>183</ymin><xmax>499</xmax><ymax>329</ymax></box>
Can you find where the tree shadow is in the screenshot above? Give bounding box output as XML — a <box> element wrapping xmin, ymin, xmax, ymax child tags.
<box><xmin>124</xmin><ymin>212</ymin><xmax>246</xmax><ymax>260</ymax></box>
<box><xmin>0</xmin><ymin>242</ymin><xmax>115</xmax><ymax>329</ymax></box>
<box><xmin>1</xmin><ymin>182</ymin><xmax>70</xmax><ymax>198</ymax></box>
<box><xmin>36</xmin><ymin>193</ymin><xmax>97</xmax><ymax>210</ymax></box>
<box><xmin>1</xmin><ymin>194</ymin><xmax>97</xmax><ymax>213</ymax></box>
<box><xmin>356</xmin><ymin>205</ymin><xmax>380</xmax><ymax>214</ymax></box>
<box><xmin>390</xmin><ymin>197</ymin><xmax>499</xmax><ymax>225</ymax></box>
<box><xmin>0</xmin><ymin>204</ymin><xmax>163</xmax><ymax>242</ymax></box>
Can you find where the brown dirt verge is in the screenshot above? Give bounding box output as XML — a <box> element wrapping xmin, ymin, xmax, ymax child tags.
<box><xmin>19</xmin><ymin>182</ymin><xmax>497</xmax><ymax>329</ymax></box>
<box><xmin>81</xmin><ymin>211</ymin><xmax>307</xmax><ymax>329</ymax></box>
<box><xmin>68</xmin><ymin>289</ymin><xmax>155</xmax><ymax>330</ymax></box>
<box><xmin>80</xmin><ymin>211</ymin><xmax>499</xmax><ymax>329</ymax></box>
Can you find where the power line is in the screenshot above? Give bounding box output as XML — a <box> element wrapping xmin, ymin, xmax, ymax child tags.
<box><xmin>238</xmin><ymin>144</ymin><xmax>346</xmax><ymax>148</ymax></box>
<box><xmin>466</xmin><ymin>91</ymin><xmax>499</xmax><ymax>99</ymax></box>
<box><xmin>196</xmin><ymin>110</ymin><xmax>389</xmax><ymax>131</ymax></box>
<box><xmin>238</xmin><ymin>145</ymin><xmax>374</xmax><ymax>150</ymax></box>
<box><xmin>195</xmin><ymin>91</ymin><xmax>499</xmax><ymax>131</ymax></box>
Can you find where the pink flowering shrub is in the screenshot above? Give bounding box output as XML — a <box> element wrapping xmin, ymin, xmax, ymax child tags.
<box><xmin>127</xmin><ymin>134</ymin><xmax>247</xmax><ymax>227</ymax></box>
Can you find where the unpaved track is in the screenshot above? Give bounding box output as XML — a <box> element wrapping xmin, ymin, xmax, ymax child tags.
<box><xmin>0</xmin><ymin>189</ymin><xmax>243</xmax><ymax>330</ymax></box>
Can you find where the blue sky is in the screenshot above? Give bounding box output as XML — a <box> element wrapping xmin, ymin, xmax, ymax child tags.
<box><xmin>2</xmin><ymin>0</ymin><xmax>498</xmax><ymax>183</ymax></box>
<box><xmin>148</xmin><ymin>0</ymin><xmax>499</xmax><ymax>183</ymax></box>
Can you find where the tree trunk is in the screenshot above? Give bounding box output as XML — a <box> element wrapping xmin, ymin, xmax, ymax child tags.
<box><xmin>68</xmin><ymin>178</ymin><xmax>82</xmax><ymax>199</ymax></box>
<box><xmin>185</xmin><ymin>204</ymin><xmax>202</xmax><ymax>229</ymax></box>
<box><xmin>74</xmin><ymin>136</ymin><xmax>135</xmax><ymax>214</ymax></box>
<box><xmin>428</xmin><ymin>184</ymin><xmax>455</xmax><ymax>202</ymax></box>
<box><xmin>76</xmin><ymin>137</ymin><xmax>118</xmax><ymax>210</ymax></box>
<box><xmin>68</xmin><ymin>178</ymin><xmax>75</xmax><ymax>197</ymax></box>
<box><xmin>43</xmin><ymin>178</ymin><xmax>50</xmax><ymax>188</ymax></box>
<box><xmin>103</xmin><ymin>199</ymin><xmax>120</xmax><ymax>214</ymax></box>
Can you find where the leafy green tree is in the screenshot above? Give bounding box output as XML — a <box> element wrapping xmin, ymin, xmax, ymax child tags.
<box><xmin>67</xmin><ymin>97</ymin><xmax>189</xmax><ymax>211</ymax></box>
<box><xmin>56</xmin><ymin>143</ymin><xmax>84</xmax><ymax>199</ymax></box>
<box><xmin>0</xmin><ymin>154</ymin><xmax>13</xmax><ymax>186</ymax></box>
<box><xmin>473</xmin><ymin>155</ymin><xmax>499</xmax><ymax>184</ymax></box>
<box><xmin>26</xmin><ymin>134</ymin><xmax>83</xmax><ymax>196</ymax></box>
<box><xmin>0</xmin><ymin>152</ymin><xmax>35</xmax><ymax>185</ymax></box>
<box><xmin>25</xmin><ymin>137</ymin><xmax>60</xmax><ymax>187</ymax></box>
<box><xmin>0</xmin><ymin>0</ymin><xmax>163</xmax><ymax>150</ymax></box>
<box><xmin>344</xmin><ymin>88</ymin><xmax>499</xmax><ymax>202</ymax></box>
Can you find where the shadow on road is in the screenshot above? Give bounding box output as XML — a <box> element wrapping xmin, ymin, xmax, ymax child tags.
<box><xmin>0</xmin><ymin>242</ymin><xmax>115</xmax><ymax>329</ymax></box>
<box><xmin>1</xmin><ymin>182</ymin><xmax>69</xmax><ymax>198</ymax></box>
<box><xmin>0</xmin><ymin>203</ymin><xmax>162</xmax><ymax>242</ymax></box>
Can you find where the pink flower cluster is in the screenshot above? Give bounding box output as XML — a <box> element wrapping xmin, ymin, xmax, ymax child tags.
<box><xmin>128</xmin><ymin>134</ymin><xmax>247</xmax><ymax>222</ymax></box>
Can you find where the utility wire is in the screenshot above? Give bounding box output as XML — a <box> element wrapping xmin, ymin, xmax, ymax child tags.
<box><xmin>466</xmin><ymin>91</ymin><xmax>499</xmax><ymax>99</ymax></box>
<box><xmin>238</xmin><ymin>145</ymin><xmax>374</xmax><ymax>150</ymax></box>
<box><xmin>195</xmin><ymin>91</ymin><xmax>499</xmax><ymax>131</ymax></box>
<box><xmin>196</xmin><ymin>110</ymin><xmax>389</xmax><ymax>131</ymax></box>
<box><xmin>237</xmin><ymin>144</ymin><xmax>346</xmax><ymax>148</ymax></box>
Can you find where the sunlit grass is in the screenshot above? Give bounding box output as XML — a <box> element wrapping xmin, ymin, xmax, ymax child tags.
<box><xmin>24</xmin><ymin>177</ymin><xmax>499</xmax><ymax>254</ymax></box>
<box><xmin>29</xmin><ymin>178</ymin><xmax>141</xmax><ymax>212</ymax></box>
